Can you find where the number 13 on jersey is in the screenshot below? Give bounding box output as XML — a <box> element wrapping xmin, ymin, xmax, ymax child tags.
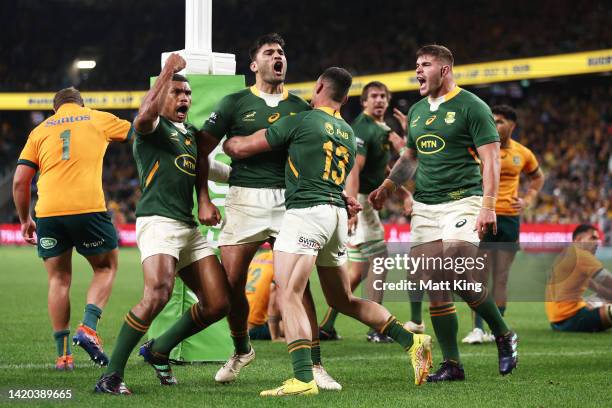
<box><xmin>322</xmin><ymin>140</ymin><xmax>349</xmax><ymax>185</ymax></box>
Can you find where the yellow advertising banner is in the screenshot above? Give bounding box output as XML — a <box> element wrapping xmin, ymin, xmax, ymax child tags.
<box><xmin>0</xmin><ymin>49</ymin><xmax>610</xmax><ymax>109</ymax></box>
<box><xmin>286</xmin><ymin>49</ymin><xmax>612</xmax><ymax>99</ymax></box>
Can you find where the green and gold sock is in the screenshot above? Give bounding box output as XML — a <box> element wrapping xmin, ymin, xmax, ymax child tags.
<box><xmin>430</xmin><ymin>304</ymin><xmax>460</xmax><ymax>363</ymax></box>
<box><xmin>319</xmin><ymin>308</ymin><xmax>339</xmax><ymax>333</ymax></box>
<box><xmin>288</xmin><ymin>339</ymin><xmax>313</xmax><ymax>382</ymax></box>
<box><xmin>83</xmin><ymin>303</ymin><xmax>102</xmax><ymax>331</ymax></box>
<box><xmin>468</xmin><ymin>296</ymin><xmax>509</xmax><ymax>336</ymax></box>
<box><xmin>105</xmin><ymin>311</ymin><xmax>149</xmax><ymax>377</ymax></box>
<box><xmin>152</xmin><ymin>304</ymin><xmax>207</xmax><ymax>355</ymax></box>
<box><xmin>311</xmin><ymin>340</ymin><xmax>322</xmax><ymax>365</ymax></box>
<box><xmin>231</xmin><ymin>330</ymin><xmax>251</xmax><ymax>355</ymax></box>
<box><xmin>381</xmin><ymin>316</ymin><xmax>414</xmax><ymax>350</ymax></box>
<box><xmin>53</xmin><ymin>330</ymin><xmax>71</xmax><ymax>357</ymax></box>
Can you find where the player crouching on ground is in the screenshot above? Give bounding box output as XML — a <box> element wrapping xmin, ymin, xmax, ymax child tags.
<box><xmin>546</xmin><ymin>224</ymin><xmax>612</xmax><ymax>332</ymax></box>
<box><xmin>224</xmin><ymin>67</ymin><xmax>433</xmax><ymax>397</ymax></box>
<box><xmin>95</xmin><ymin>54</ymin><xmax>231</xmax><ymax>395</ymax></box>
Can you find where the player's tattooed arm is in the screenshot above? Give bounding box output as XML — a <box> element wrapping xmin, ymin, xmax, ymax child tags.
<box><xmin>368</xmin><ymin>148</ymin><xmax>416</xmax><ymax>210</ymax></box>
<box><xmin>196</xmin><ymin>130</ymin><xmax>222</xmax><ymax>226</ymax></box>
<box><xmin>223</xmin><ymin>129</ymin><xmax>272</xmax><ymax>159</ymax></box>
<box><xmin>134</xmin><ymin>53</ymin><xmax>186</xmax><ymax>134</ymax></box>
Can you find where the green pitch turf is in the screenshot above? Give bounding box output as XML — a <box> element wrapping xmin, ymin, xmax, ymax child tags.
<box><xmin>0</xmin><ymin>246</ymin><xmax>610</xmax><ymax>407</ymax></box>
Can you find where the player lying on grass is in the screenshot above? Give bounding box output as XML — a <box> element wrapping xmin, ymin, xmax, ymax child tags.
<box><xmin>224</xmin><ymin>67</ymin><xmax>433</xmax><ymax>397</ymax></box>
<box><xmin>95</xmin><ymin>53</ymin><xmax>232</xmax><ymax>395</ymax></box>
<box><xmin>369</xmin><ymin>44</ymin><xmax>518</xmax><ymax>382</ymax></box>
<box><xmin>546</xmin><ymin>224</ymin><xmax>612</xmax><ymax>332</ymax></box>
<box><xmin>13</xmin><ymin>87</ymin><xmax>131</xmax><ymax>370</ymax></box>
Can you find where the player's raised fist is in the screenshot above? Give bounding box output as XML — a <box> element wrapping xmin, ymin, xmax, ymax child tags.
<box><xmin>198</xmin><ymin>201</ymin><xmax>221</xmax><ymax>226</ymax></box>
<box><xmin>165</xmin><ymin>53</ymin><xmax>187</xmax><ymax>74</ymax></box>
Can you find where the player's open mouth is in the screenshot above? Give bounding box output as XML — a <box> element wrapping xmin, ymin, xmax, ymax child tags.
<box><xmin>273</xmin><ymin>61</ymin><xmax>283</xmax><ymax>75</ymax></box>
<box><xmin>176</xmin><ymin>105</ymin><xmax>188</xmax><ymax>118</ymax></box>
<box><xmin>417</xmin><ymin>76</ymin><xmax>426</xmax><ymax>86</ymax></box>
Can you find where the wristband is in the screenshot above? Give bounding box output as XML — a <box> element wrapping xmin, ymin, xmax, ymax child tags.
<box><xmin>482</xmin><ymin>195</ymin><xmax>496</xmax><ymax>210</ymax></box>
<box><xmin>382</xmin><ymin>178</ymin><xmax>398</xmax><ymax>193</ymax></box>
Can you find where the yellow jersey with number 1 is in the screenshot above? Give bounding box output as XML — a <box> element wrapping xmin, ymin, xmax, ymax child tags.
<box><xmin>17</xmin><ymin>103</ymin><xmax>131</xmax><ymax>217</ymax></box>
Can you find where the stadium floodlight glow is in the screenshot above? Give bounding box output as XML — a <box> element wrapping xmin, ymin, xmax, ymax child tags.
<box><xmin>75</xmin><ymin>60</ymin><xmax>96</xmax><ymax>69</ymax></box>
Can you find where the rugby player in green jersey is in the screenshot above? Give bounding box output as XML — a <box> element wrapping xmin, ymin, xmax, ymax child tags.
<box><xmin>95</xmin><ymin>54</ymin><xmax>232</xmax><ymax>395</ymax></box>
<box><xmin>319</xmin><ymin>81</ymin><xmax>411</xmax><ymax>343</ymax></box>
<box><xmin>224</xmin><ymin>67</ymin><xmax>433</xmax><ymax>396</ymax></box>
<box><xmin>197</xmin><ymin>33</ymin><xmax>340</xmax><ymax>390</ymax></box>
<box><xmin>370</xmin><ymin>45</ymin><xmax>519</xmax><ymax>381</ymax></box>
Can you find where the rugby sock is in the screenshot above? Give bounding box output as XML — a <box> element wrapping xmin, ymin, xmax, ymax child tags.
<box><xmin>311</xmin><ymin>340</ymin><xmax>322</xmax><ymax>365</ymax></box>
<box><xmin>53</xmin><ymin>330</ymin><xmax>71</xmax><ymax>357</ymax></box>
<box><xmin>474</xmin><ymin>313</ymin><xmax>485</xmax><ymax>330</ymax></box>
<box><xmin>468</xmin><ymin>295</ymin><xmax>509</xmax><ymax>336</ymax></box>
<box><xmin>288</xmin><ymin>340</ymin><xmax>313</xmax><ymax>382</ymax></box>
<box><xmin>83</xmin><ymin>303</ymin><xmax>102</xmax><ymax>331</ymax></box>
<box><xmin>231</xmin><ymin>330</ymin><xmax>251</xmax><ymax>354</ymax></box>
<box><xmin>381</xmin><ymin>316</ymin><xmax>414</xmax><ymax>350</ymax></box>
<box><xmin>152</xmin><ymin>304</ymin><xmax>207</xmax><ymax>355</ymax></box>
<box><xmin>430</xmin><ymin>304</ymin><xmax>460</xmax><ymax>363</ymax></box>
<box><xmin>319</xmin><ymin>308</ymin><xmax>339</xmax><ymax>333</ymax></box>
<box><xmin>410</xmin><ymin>301</ymin><xmax>423</xmax><ymax>325</ymax></box>
<box><xmin>105</xmin><ymin>311</ymin><xmax>149</xmax><ymax>377</ymax></box>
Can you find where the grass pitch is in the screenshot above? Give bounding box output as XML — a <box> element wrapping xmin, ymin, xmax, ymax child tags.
<box><xmin>0</xmin><ymin>246</ymin><xmax>610</xmax><ymax>407</ymax></box>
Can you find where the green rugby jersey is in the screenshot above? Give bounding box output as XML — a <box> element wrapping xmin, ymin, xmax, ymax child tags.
<box><xmin>265</xmin><ymin>107</ymin><xmax>356</xmax><ymax>210</ymax></box>
<box><xmin>352</xmin><ymin>112</ymin><xmax>391</xmax><ymax>194</ymax></box>
<box><xmin>133</xmin><ymin>116</ymin><xmax>198</xmax><ymax>225</ymax></box>
<box><xmin>202</xmin><ymin>86</ymin><xmax>311</xmax><ymax>188</ymax></box>
<box><xmin>407</xmin><ymin>87</ymin><xmax>499</xmax><ymax>204</ymax></box>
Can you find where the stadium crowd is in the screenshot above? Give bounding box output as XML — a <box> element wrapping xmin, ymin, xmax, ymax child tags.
<box><xmin>0</xmin><ymin>1</ymin><xmax>609</xmax><ymax>240</ymax></box>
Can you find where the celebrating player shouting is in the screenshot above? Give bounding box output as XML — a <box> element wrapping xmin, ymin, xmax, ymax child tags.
<box><xmin>198</xmin><ymin>33</ymin><xmax>340</xmax><ymax>390</ymax></box>
<box><xmin>370</xmin><ymin>45</ymin><xmax>519</xmax><ymax>381</ymax></box>
<box><xmin>225</xmin><ymin>67</ymin><xmax>433</xmax><ymax>397</ymax></box>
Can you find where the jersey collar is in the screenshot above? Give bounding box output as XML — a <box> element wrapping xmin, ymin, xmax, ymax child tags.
<box><xmin>427</xmin><ymin>86</ymin><xmax>462</xmax><ymax>110</ymax></box>
<box><xmin>317</xmin><ymin>106</ymin><xmax>343</xmax><ymax>119</ymax></box>
<box><xmin>249</xmin><ymin>85</ymin><xmax>289</xmax><ymax>100</ymax></box>
<box><xmin>56</xmin><ymin>103</ymin><xmax>82</xmax><ymax>113</ymax></box>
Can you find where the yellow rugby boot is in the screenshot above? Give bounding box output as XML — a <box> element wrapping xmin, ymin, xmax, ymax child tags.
<box><xmin>260</xmin><ymin>378</ymin><xmax>318</xmax><ymax>397</ymax></box>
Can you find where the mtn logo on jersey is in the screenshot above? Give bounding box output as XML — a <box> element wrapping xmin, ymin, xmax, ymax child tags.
<box><xmin>445</xmin><ymin>112</ymin><xmax>456</xmax><ymax>124</ymax></box>
<box><xmin>416</xmin><ymin>134</ymin><xmax>445</xmax><ymax>154</ymax></box>
<box><xmin>40</xmin><ymin>237</ymin><xmax>58</xmax><ymax>249</ymax></box>
<box><xmin>268</xmin><ymin>112</ymin><xmax>281</xmax><ymax>123</ymax></box>
<box><xmin>243</xmin><ymin>111</ymin><xmax>257</xmax><ymax>122</ymax></box>
<box><xmin>298</xmin><ymin>236</ymin><xmax>321</xmax><ymax>250</ymax></box>
<box><xmin>45</xmin><ymin>115</ymin><xmax>91</xmax><ymax>127</ymax></box>
<box><xmin>174</xmin><ymin>154</ymin><xmax>196</xmax><ymax>176</ymax></box>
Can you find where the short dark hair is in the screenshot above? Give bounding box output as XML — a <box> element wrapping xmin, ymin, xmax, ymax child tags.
<box><xmin>320</xmin><ymin>67</ymin><xmax>352</xmax><ymax>103</ymax></box>
<box><xmin>492</xmin><ymin>105</ymin><xmax>517</xmax><ymax>122</ymax></box>
<box><xmin>53</xmin><ymin>87</ymin><xmax>84</xmax><ymax>111</ymax></box>
<box><xmin>572</xmin><ymin>224</ymin><xmax>598</xmax><ymax>240</ymax></box>
<box><xmin>249</xmin><ymin>33</ymin><xmax>285</xmax><ymax>61</ymax></box>
<box><xmin>416</xmin><ymin>44</ymin><xmax>454</xmax><ymax>66</ymax></box>
<box><xmin>172</xmin><ymin>74</ymin><xmax>189</xmax><ymax>82</ymax></box>
<box><xmin>360</xmin><ymin>81</ymin><xmax>391</xmax><ymax>104</ymax></box>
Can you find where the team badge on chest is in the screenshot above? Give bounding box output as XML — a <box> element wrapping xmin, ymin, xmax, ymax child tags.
<box><xmin>445</xmin><ymin>111</ymin><xmax>456</xmax><ymax>124</ymax></box>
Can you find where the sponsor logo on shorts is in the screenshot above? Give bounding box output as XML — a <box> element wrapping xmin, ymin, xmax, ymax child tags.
<box><xmin>455</xmin><ymin>219</ymin><xmax>467</xmax><ymax>228</ymax></box>
<box><xmin>416</xmin><ymin>134</ymin><xmax>445</xmax><ymax>154</ymax></box>
<box><xmin>174</xmin><ymin>154</ymin><xmax>196</xmax><ymax>176</ymax></box>
<box><xmin>298</xmin><ymin>236</ymin><xmax>321</xmax><ymax>250</ymax></box>
<box><xmin>337</xmin><ymin>250</ymin><xmax>346</xmax><ymax>257</ymax></box>
<box><xmin>40</xmin><ymin>237</ymin><xmax>57</xmax><ymax>249</ymax></box>
<box><xmin>82</xmin><ymin>239</ymin><xmax>105</xmax><ymax>248</ymax></box>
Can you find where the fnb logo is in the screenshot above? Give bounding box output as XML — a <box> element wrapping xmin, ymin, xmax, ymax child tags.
<box><xmin>416</xmin><ymin>134</ymin><xmax>445</xmax><ymax>154</ymax></box>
